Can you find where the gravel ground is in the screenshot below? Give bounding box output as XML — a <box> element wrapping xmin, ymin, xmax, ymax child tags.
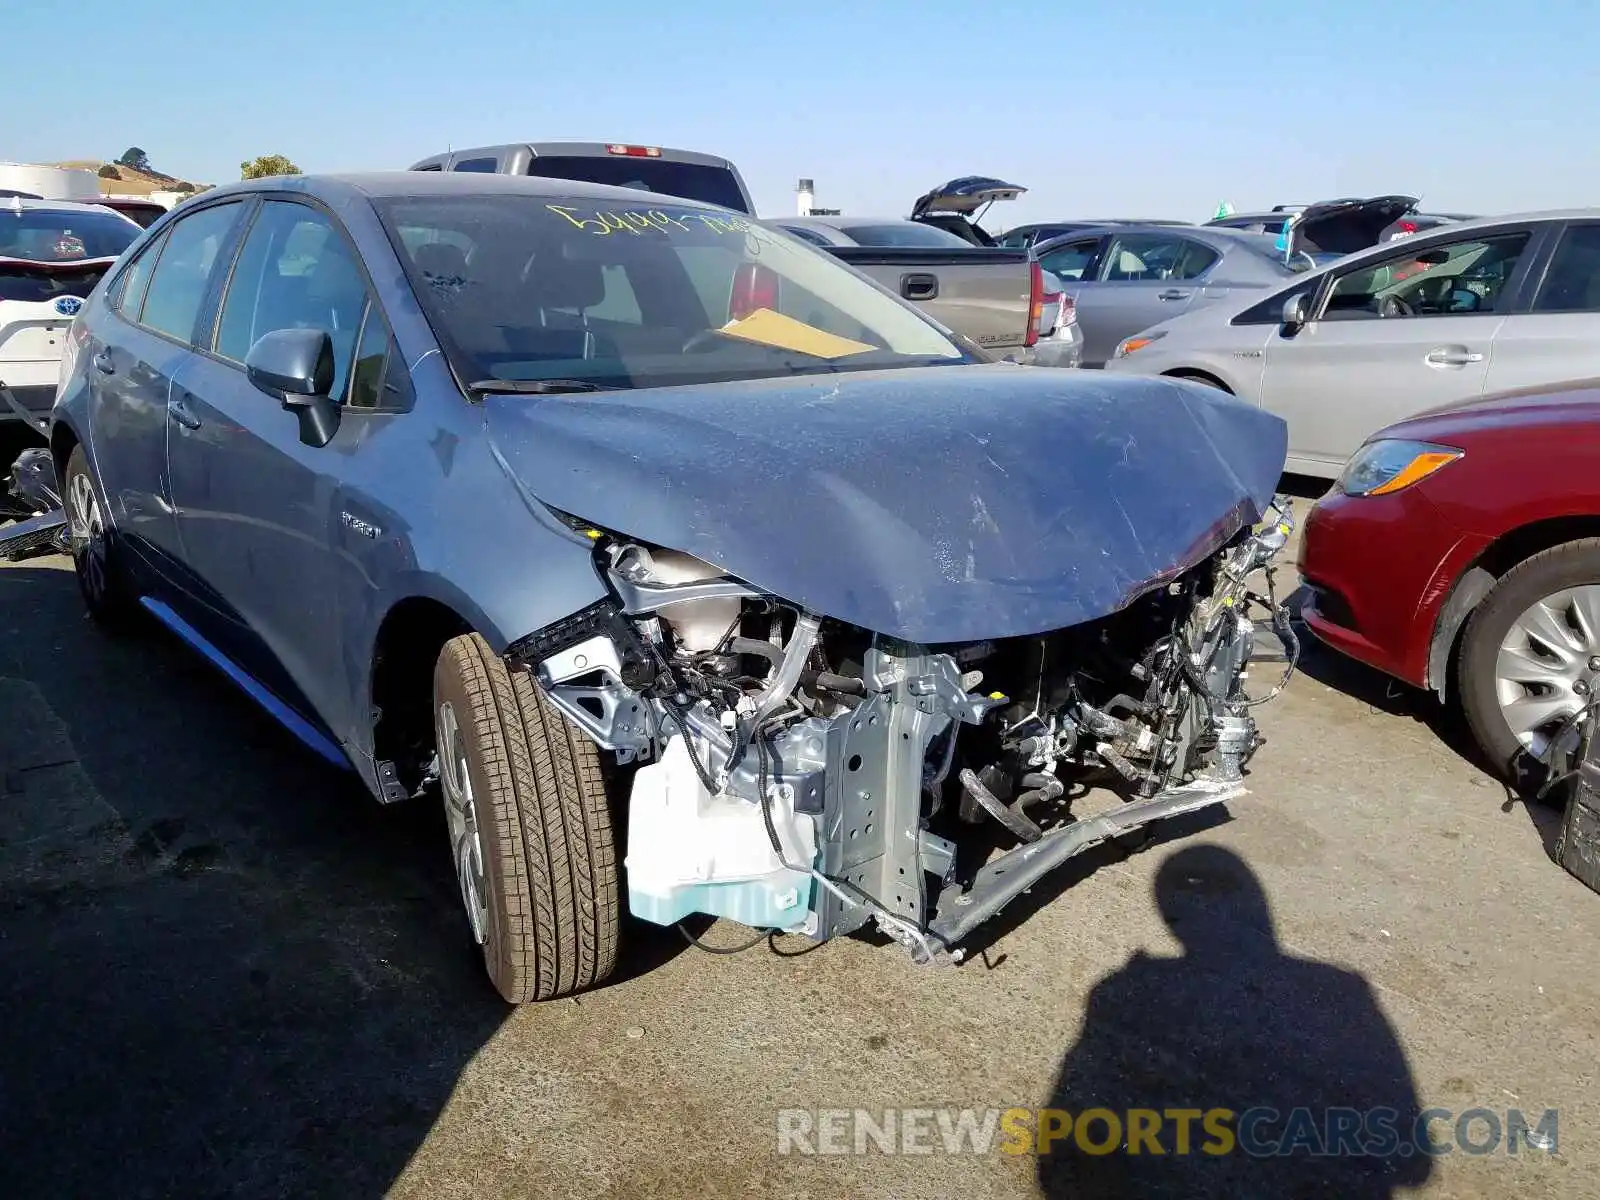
<box><xmin>1</xmin><ymin>502</ymin><xmax>1595</xmax><ymax>1199</ymax></box>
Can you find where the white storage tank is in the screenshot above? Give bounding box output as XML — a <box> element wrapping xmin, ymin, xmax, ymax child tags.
<box><xmin>0</xmin><ymin>162</ymin><xmax>100</xmax><ymax>202</ymax></box>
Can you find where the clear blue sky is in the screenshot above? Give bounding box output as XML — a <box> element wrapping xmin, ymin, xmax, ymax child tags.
<box><xmin>7</xmin><ymin>0</ymin><xmax>1594</xmax><ymax>226</ymax></box>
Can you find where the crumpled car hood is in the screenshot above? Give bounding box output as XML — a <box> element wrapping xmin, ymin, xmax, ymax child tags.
<box><xmin>485</xmin><ymin>364</ymin><xmax>1287</xmax><ymax>643</ymax></box>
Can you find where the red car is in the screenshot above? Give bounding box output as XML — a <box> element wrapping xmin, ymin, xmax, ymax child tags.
<box><xmin>1299</xmin><ymin>377</ymin><xmax>1600</xmax><ymax>776</ymax></box>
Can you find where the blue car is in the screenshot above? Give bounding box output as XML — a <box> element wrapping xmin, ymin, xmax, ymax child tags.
<box><xmin>49</xmin><ymin>171</ymin><xmax>1293</xmax><ymax>1003</ymax></box>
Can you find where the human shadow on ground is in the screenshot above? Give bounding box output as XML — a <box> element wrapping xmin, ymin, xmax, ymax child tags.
<box><xmin>1037</xmin><ymin>844</ymin><xmax>1432</xmax><ymax>1199</ymax></box>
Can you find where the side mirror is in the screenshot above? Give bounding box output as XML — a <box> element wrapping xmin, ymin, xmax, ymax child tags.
<box><xmin>245</xmin><ymin>328</ymin><xmax>342</xmax><ymax>448</ymax></box>
<box><xmin>1280</xmin><ymin>292</ymin><xmax>1311</xmax><ymax>332</ymax></box>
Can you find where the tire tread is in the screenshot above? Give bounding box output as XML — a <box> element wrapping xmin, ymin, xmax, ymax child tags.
<box><xmin>434</xmin><ymin>633</ymin><xmax>618</xmax><ymax>1002</ymax></box>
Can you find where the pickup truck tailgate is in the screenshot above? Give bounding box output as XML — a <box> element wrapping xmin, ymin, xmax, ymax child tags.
<box><xmin>824</xmin><ymin>246</ymin><xmax>1034</xmax><ymax>354</ymax></box>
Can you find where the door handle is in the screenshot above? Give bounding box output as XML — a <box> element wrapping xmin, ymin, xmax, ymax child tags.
<box><xmin>1157</xmin><ymin>289</ymin><xmax>1191</xmax><ymax>301</ymax></box>
<box><xmin>168</xmin><ymin>397</ymin><xmax>202</xmax><ymax>430</ymax></box>
<box><xmin>900</xmin><ymin>272</ymin><xmax>939</xmax><ymax>301</ymax></box>
<box><xmin>93</xmin><ymin>352</ymin><xmax>115</xmax><ymax>375</ymax></box>
<box><xmin>1425</xmin><ymin>347</ymin><xmax>1485</xmax><ymax>368</ymax></box>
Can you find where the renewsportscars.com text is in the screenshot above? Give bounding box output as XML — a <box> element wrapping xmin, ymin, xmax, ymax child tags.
<box><xmin>775</xmin><ymin>1105</ymin><xmax>1559</xmax><ymax>1159</ymax></box>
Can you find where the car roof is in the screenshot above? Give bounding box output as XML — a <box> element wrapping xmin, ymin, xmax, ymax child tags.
<box><xmin>782</xmin><ymin>216</ymin><xmax>917</xmax><ymax>229</ymax></box>
<box><xmin>195</xmin><ymin>170</ymin><xmax>735</xmax><ymax>211</ymax></box>
<box><xmin>1275</xmin><ymin>206</ymin><xmax>1600</xmax><ymax>276</ymax></box>
<box><xmin>2</xmin><ymin>195</ymin><xmax>135</xmax><ymax>217</ymax></box>
<box><xmin>418</xmin><ymin>140</ymin><xmax>739</xmax><ymax>168</ymax></box>
<box><xmin>1034</xmin><ymin>223</ymin><xmax>1284</xmax><ymax>252</ymax></box>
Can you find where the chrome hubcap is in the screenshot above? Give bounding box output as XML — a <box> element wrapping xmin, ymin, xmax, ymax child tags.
<box><xmin>437</xmin><ymin>700</ymin><xmax>488</xmax><ymax>944</ymax></box>
<box><xmin>67</xmin><ymin>471</ymin><xmax>108</xmax><ymax>601</ymax></box>
<box><xmin>1494</xmin><ymin>585</ymin><xmax>1600</xmax><ymax>756</ymax></box>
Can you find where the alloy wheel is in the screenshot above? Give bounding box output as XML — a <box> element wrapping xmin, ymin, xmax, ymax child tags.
<box><xmin>1493</xmin><ymin>584</ymin><xmax>1600</xmax><ymax>756</ymax></box>
<box><xmin>67</xmin><ymin>470</ymin><xmax>109</xmax><ymax>603</ymax></box>
<box><xmin>436</xmin><ymin>699</ymin><xmax>489</xmax><ymax>944</ymax></box>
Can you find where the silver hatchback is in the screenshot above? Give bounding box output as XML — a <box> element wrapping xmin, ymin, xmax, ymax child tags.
<box><xmin>1105</xmin><ymin>209</ymin><xmax>1600</xmax><ymax>477</ymax></box>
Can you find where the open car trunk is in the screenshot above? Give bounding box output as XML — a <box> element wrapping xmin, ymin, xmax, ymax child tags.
<box><xmin>909</xmin><ymin>176</ymin><xmax>1027</xmax><ymax>247</ymax></box>
<box><xmin>1289</xmin><ymin>195</ymin><xmax>1419</xmax><ymax>258</ymax></box>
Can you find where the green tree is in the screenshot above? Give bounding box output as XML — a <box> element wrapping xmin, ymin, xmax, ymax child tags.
<box><xmin>97</xmin><ymin>164</ymin><xmax>121</xmax><ymax>180</ymax></box>
<box><xmin>116</xmin><ymin>147</ymin><xmax>151</xmax><ymax>172</ymax></box>
<box><xmin>240</xmin><ymin>154</ymin><xmax>302</xmax><ymax>180</ymax></box>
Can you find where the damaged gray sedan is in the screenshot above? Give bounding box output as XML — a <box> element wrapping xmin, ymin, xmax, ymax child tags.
<box><xmin>50</xmin><ymin>171</ymin><xmax>1296</xmax><ymax>1003</ymax></box>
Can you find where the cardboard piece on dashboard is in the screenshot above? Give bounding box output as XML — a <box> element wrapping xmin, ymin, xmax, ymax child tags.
<box><xmin>717</xmin><ymin>309</ymin><xmax>875</xmax><ymax>360</ymax></box>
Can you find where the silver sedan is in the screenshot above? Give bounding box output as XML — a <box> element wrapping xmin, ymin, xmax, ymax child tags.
<box><xmin>1032</xmin><ymin>224</ymin><xmax>1311</xmax><ymax>366</ymax></box>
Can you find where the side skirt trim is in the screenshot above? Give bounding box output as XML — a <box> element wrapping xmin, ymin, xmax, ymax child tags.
<box><xmin>139</xmin><ymin>595</ymin><xmax>351</xmax><ymax>770</ymax></box>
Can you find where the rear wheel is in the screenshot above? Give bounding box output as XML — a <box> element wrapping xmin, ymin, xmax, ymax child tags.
<box><xmin>432</xmin><ymin>633</ymin><xmax>620</xmax><ymax>1003</ymax></box>
<box><xmin>1459</xmin><ymin>539</ymin><xmax>1600</xmax><ymax>781</ymax></box>
<box><xmin>63</xmin><ymin>444</ymin><xmax>138</xmax><ymax>631</ymax></box>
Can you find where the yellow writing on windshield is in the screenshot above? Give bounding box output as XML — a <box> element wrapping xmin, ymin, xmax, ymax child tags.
<box><xmin>715</xmin><ymin>308</ymin><xmax>876</xmax><ymax>360</ymax></box>
<box><xmin>545</xmin><ymin>204</ymin><xmax>753</xmax><ymax>237</ymax></box>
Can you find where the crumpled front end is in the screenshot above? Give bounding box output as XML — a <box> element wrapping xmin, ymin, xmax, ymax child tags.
<box><xmin>507</xmin><ymin>499</ymin><xmax>1299</xmax><ymax>962</ymax></box>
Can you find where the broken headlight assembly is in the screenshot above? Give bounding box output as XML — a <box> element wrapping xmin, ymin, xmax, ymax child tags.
<box><xmin>508</xmin><ymin>499</ymin><xmax>1300</xmax><ymax>964</ymax></box>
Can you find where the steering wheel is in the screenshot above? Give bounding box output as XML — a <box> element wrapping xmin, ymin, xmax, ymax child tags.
<box><xmin>1378</xmin><ymin>293</ymin><xmax>1415</xmax><ymax>318</ymax></box>
<box><xmin>681</xmin><ymin>328</ymin><xmax>728</xmax><ymax>354</ymax></box>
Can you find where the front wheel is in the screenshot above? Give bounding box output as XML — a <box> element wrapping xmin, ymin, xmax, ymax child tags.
<box><xmin>432</xmin><ymin>633</ymin><xmax>620</xmax><ymax>1003</ymax></box>
<box><xmin>63</xmin><ymin>444</ymin><xmax>138</xmax><ymax>631</ymax></box>
<box><xmin>1458</xmin><ymin>539</ymin><xmax>1600</xmax><ymax>781</ymax></box>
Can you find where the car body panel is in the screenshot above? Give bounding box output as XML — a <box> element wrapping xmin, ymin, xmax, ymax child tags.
<box><xmin>1298</xmin><ymin>379</ymin><xmax>1600</xmax><ymax>692</ymax></box>
<box><xmin>1260</xmin><ymin>311</ymin><xmax>1507</xmax><ymax>469</ymax></box>
<box><xmin>483</xmin><ymin>364</ymin><xmax>1288</xmax><ymax>645</ymax></box>
<box><xmin>1299</xmin><ymin>485</ymin><xmax>1485</xmax><ymax>684</ymax></box>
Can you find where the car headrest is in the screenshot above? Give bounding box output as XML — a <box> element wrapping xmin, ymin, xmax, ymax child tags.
<box><xmin>525</xmin><ymin>250</ymin><xmax>607</xmax><ymax>311</ymax></box>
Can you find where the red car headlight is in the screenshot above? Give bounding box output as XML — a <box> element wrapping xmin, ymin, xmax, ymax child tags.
<box><xmin>1336</xmin><ymin>439</ymin><xmax>1463</xmax><ymax>497</ymax></box>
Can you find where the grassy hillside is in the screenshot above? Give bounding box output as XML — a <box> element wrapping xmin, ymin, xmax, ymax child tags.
<box><xmin>51</xmin><ymin>159</ymin><xmax>210</xmax><ymax>196</ymax></box>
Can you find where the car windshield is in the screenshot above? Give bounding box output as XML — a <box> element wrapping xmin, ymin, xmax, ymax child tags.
<box><xmin>836</xmin><ymin>222</ymin><xmax>972</xmax><ymax>248</ymax></box>
<box><xmin>0</xmin><ymin>205</ymin><xmax>141</xmax><ymax>262</ymax></box>
<box><xmin>377</xmin><ymin>194</ymin><xmax>969</xmax><ymax>392</ymax></box>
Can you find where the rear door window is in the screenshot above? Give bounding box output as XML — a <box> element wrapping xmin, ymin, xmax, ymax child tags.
<box><xmin>0</xmin><ymin>205</ymin><xmax>141</xmax><ymax>262</ymax></box>
<box><xmin>523</xmin><ymin>156</ymin><xmax>749</xmax><ymax>212</ymax></box>
<box><xmin>137</xmin><ymin>201</ymin><xmax>245</xmax><ymax>342</ymax></box>
<box><xmin>1532</xmin><ymin>225</ymin><xmax>1600</xmax><ymax>313</ymax></box>
<box><xmin>108</xmin><ymin>227</ymin><xmax>168</xmax><ymax>315</ymax></box>
<box><xmin>1101</xmin><ymin>233</ymin><xmax>1218</xmax><ymax>282</ymax></box>
<box><xmin>451</xmin><ymin>157</ymin><xmax>500</xmax><ymax>173</ymax></box>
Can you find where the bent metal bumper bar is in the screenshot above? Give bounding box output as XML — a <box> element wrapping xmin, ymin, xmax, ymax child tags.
<box><xmin>927</xmin><ymin>776</ymin><xmax>1245</xmax><ymax>953</ymax></box>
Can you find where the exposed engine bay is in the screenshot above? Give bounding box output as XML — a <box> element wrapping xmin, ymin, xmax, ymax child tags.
<box><xmin>507</xmin><ymin>499</ymin><xmax>1298</xmax><ymax>963</ymax></box>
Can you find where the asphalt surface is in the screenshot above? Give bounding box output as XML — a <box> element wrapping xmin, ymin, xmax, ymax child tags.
<box><xmin>2</xmin><ymin>488</ymin><xmax>1596</xmax><ymax>1199</ymax></box>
